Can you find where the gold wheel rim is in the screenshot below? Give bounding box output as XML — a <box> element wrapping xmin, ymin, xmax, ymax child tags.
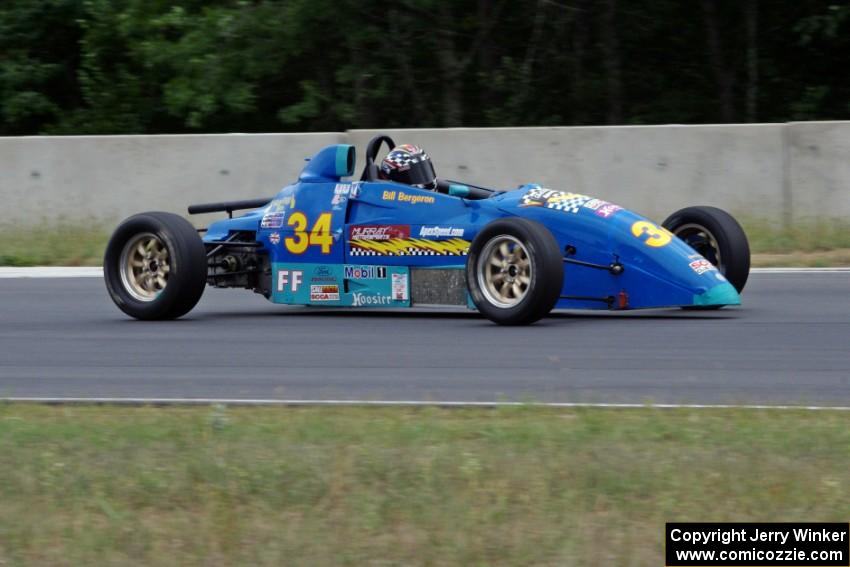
<box><xmin>477</xmin><ymin>235</ymin><xmax>532</xmax><ymax>308</ymax></box>
<box><xmin>119</xmin><ymin>233</ymin><xmax>170</xmax><ymax>302</ymax></box>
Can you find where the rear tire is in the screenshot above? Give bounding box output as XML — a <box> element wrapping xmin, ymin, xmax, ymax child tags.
<box><xmin>467</xmin><ymin>218</ymin><xmax>563</xmax><ymax>325</ymax></box>
<box><xmin>104</xmin><ymin>212</ymin><xmax>207</xmax><ymax>320</ymax></box>
<box><xmin>662</xmin><ymin>206</ymin><xmax>750</xmax><ymax>293</ymax></box>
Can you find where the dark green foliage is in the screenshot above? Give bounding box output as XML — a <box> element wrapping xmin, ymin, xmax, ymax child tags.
<box><xmin>1</xmin><ymin>0</ymin><xmax>848</xmax><ymax>135</ymax></box>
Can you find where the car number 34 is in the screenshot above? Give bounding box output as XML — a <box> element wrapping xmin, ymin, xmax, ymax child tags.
<box><xmin>285</xmin><ymin>212</ymin><xmax>333</xmax><ymax>254</ymax></box>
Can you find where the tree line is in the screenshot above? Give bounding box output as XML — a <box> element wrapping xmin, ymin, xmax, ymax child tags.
<box><xmin>1</xmin><ymin>0</ymin><xmax>848</xmax><ymax>135</ymax></box>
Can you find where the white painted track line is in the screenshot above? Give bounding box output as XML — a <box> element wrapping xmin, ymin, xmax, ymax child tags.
<box><xmin>0</xmin><ymin>267</ymin><xmax>102</xmax><ymax>278</ymax></box>
<box><xmin>751</xmin><ymin>267</ymin><xmax>850</xmax><ymax>273</ymax></box>
<box><xmin>0</xmin><ymin>267</ymin><xmax>848</xmax><ymax>279</ymax></box>
<box><xmin>2</xmin><ymin>397</ymin><xmax>850</xmax><ymax>411</ymax></box>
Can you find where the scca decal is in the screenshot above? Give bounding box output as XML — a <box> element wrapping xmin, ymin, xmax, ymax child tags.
<box><xmin>689</xmin><ymin>259</ymin><xmax>716</xmax><ymax>275</ymax></box>
<box><xmin>631</xmin><ymin>221</ymin><xmax>672</xmax><ymax>248</ymax></box>
<box><xmin>310</xmin><ymin>284</ymin><xmax>340</xmax><ymax>301</ymax></box>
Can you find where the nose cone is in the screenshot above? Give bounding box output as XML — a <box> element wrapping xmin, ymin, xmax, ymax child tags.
<box><xmin>692</xmin><ymin>282</ymin><xmax>741</xmax><ymax>307</ymax></box>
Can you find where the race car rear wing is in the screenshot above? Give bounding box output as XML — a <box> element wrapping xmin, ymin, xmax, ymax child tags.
<box><xmin>188</xmin><ymin>198</ymin><xmax>271</xmax><ymax>218</ymax></box>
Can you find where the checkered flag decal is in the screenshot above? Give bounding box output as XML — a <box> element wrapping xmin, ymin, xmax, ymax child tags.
<box><xmin>350</xmin><ymin>246</ymin><xmax>468</xmax><ymax>257</ymax></box>
<box><xmin>404</xmin><ymin>248</ymin><xmax>464</xmax><ymax>256</ymax></box>
<box><xmin>350</xmin><ymin>248</ymin><xmax>380</xmax><ymax>256</ymax></box>
<box><xmin>520</xmin><ymin>188</ymin><xmax>591</xmax><ymax>214</ymax></box>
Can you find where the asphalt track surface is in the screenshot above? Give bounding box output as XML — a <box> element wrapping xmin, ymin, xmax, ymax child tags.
<box><xmin>0</xmin><ymin>273</ymin><xmax>848</xmax><ymax>406</ymax></box>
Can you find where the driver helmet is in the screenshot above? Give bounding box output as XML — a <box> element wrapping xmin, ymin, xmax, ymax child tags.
<box><xmin>379</xmin><ymin>144</ymin><xmax>437</xmax><ymax>190</ymax></box>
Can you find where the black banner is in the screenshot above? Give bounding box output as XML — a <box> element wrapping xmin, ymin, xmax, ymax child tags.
<box><xmin>666</xmin><ymin>523</ymin><xmax>849</xmax><ymax>566</ymax></box>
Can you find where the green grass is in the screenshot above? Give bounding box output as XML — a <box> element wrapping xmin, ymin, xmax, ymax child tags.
<box><xmin>743</xmin><ymin>217</ymin><xmax>850</xmax><ymax>254</ymax></box>
<box><xmin>0</xmin><ymin>404</ymin><xmax>848</xmax><ymax>566</ymax></box>
<box><xmin>1</xmin><ymin>219</ymin><xmax>850</xmax><ymax>267</ymax></box>
<box><xmin>0</xmin><ymin>222</ymin><xmax>109</xmax><ymax>266</ymax></box>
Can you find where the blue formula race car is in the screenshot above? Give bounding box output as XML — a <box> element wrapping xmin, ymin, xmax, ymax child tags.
<box><xmin>104</xmin><ymin>135</ymin><xmax>750</xmax><ymax>325</ymax></box>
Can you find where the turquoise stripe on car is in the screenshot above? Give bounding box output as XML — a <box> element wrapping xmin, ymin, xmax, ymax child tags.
<box><xmin>693</xmin><ymin>282</ymin><xmax>741</xmax><ymax>306</ymax></box>
<box><xmin>335</xmin><ymin>145</ymin><xmax>352</xmax><ymax>177</ymax></box>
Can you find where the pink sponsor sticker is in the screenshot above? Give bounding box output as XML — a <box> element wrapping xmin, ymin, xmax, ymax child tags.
<box><xmin>595</xmin><ymin>204</ymin><xmax>622</xmax><ymax>218</ymax></box>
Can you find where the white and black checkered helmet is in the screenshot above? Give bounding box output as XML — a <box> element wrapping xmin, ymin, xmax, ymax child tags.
<box><xmin>379</xmin><ymin>144</ymin><xmax>437</xmax><ymax>189</ymax></box>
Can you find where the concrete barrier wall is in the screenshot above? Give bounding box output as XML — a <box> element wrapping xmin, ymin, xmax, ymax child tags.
<box><xmin>0</xmin><ymin>132</ymin><xmax>345</xmax><ymax>227</ymax></box>
<box><xmin>786</xmin><ymin>121</ymin><xmax>850</xmax><ymax>221</ymax></box>
<box><xmin>350</xmin><ymin>125</ymin><xmax>788</xmax><ymax>223</ymax></box>
<box><xmin>2</xmin><ymin>122</ymin><xmax>848</xmax><ymax>227</ymax></box>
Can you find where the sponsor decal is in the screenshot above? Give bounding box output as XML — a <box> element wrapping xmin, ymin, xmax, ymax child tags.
<box><xmin>331</xmin><ymin>184</ymin><xmax>350</xmax><ymax>207</ymax></box>
<box><xmin>583</xmin><ymin>198</ymin><xmax>605</xmax><ymax>210</ymax></box>
<box><xmin>519</xmin><ymin>188</ymin><xmax>591</xmax><ymax>213</ymax></box>
<box><xmin>382</xmin><ymin>190</ymin><xmax>436</xmax><ymax>205</ymax></box>
<box><xmin>349</xmin><ymin>225</ymin><xmax>411</xmax><ymax>241</ymax></box>
<box><xmin>689</xmin><ymin>259</ymin><xmax>717</xmax><ymax>275</ymax></box>
<box><xmin>261</xmin><ymin>212</ymin><xmax>285</xmax><ymax>229</ymax></box>
<box><xmin>269</xmin><ymin>232</ymin><xmax>281</xmax><ymax>245</ymax></box>
<box><xmin>344</xmin><ymin>265</ymin><xmax>387</xmax><ymax>280</ymax></box>
<box><xmin>269</xmin><ymin>196</ymin><xmax>291</xmax><ymax>212</ymax></box>
<box><xmin>265</xmin><ymin>195</ymin><xmax>295</xmax><ymax>215</ymax></box>
<box><xmin>310</xmin><ymin>284</ymin><xmax>340</xmax><ymax>302</ymax></box>
<box><xmin>352</xmin><ymin>292</ymin><xmax>393</xmax><ymax>307</ymax></box>
<box><xmin>392</xmin><ymin>273</ymin><xmax>409</xmax><ymax>301</ymax></box>
<box><xmin>595</xmin><ymin>203</ymin><xmax>622</xmax><ymax>218</ymax></box>
<box><xmin>276</xmin><ymin>269</ymin><xmax>303</xmax><ymax>293</ymax></box>
<box><xmin>311</xmin><ymin>265</ymin><xmax>338</xmax><ymax>284</ymax></box>
<box><xmin>349</xmin><ymin>237</ymin><xmax>470</xmax><ymax>256</ymax></box>
<box><xmin>582</xmin><ymin>198</ymin><xmax>623</xmax><ymax>218</ymax></box>
<box><xmin>419</xmin><ymin>226</ymin><xmax>465</xmax><ymax>238</ymax></box>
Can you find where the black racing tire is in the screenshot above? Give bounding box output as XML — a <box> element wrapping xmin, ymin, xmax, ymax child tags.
<box><xmin>467</xmin><ymin>218</ymin><xmax>564</xmax><ymax>325</ymax></box>
<box><xmin>104</xmin><ymin>212</ymin><xmax>207</xmax><ymax>320</ymax></box>
<box><xmin>662</xmin><ymin>205</ymin><xmax>750</xmax><ymax>294</ymax></box>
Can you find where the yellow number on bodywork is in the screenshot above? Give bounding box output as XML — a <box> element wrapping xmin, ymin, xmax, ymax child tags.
<box><xmin>309</xmin><ymin>213</ymin><xmax>333</xmax><ymax>254</ymax></box>
<box><xmin>285</xmin><ymin>212</ymin><xmax>309</xmax><ymax>254</ymax></box>
<box><xmin>285</xmin><ymin>212</ymin><xmax>333</xmax><ymax>254</ymax></box>
<box><xmin>631</xmin><ymin>221</ymin><xmax>672</xmax><ymax>248</ymax></box>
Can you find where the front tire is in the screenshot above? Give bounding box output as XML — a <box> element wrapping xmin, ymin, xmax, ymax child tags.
<box><xmin>467</xmin><ymin>218</ymin><xmax>564</xmax><ymax>325</ymax></box>
<box><xmin>104</xmin><ymin>212</ymin><xmax>207</xmax><ymax>320</ymax></box>
<box><xmin>662</xmin><ymin>205</ymin><xmax>750</xmax><ymax>293</ymax></box>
